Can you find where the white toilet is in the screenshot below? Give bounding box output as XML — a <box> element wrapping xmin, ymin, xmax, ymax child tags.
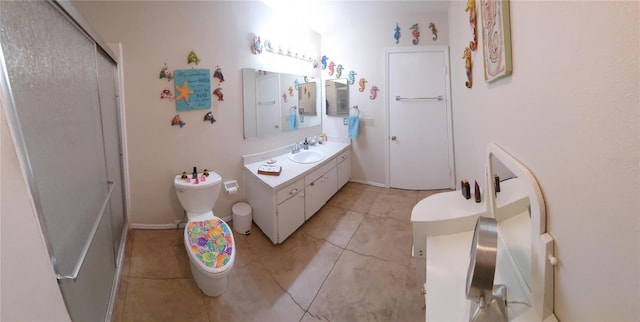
<box><xmin>174</xmin><ymin>171</ymin><xmax>235</xmax><ymax>296</ymax></box>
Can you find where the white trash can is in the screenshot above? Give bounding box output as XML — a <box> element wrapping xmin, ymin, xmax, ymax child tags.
<box><xmin>232</xmin><ymin>202</ymin><xmax>252</xmax><ymax>235</ymax></box>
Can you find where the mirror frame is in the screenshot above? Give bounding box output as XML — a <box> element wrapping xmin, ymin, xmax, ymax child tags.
<box><xmin>486</xmin><ymin>143</ymin><xmax>555</xmax><ymax>321</ymax></box>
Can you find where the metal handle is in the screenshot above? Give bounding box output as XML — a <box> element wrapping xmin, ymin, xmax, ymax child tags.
<box><xmin>391</xmin><ymin>136</ymin><xmax>397</xmax><ymax>141</ymax></box>
<box><xmin>290</xmin><ymin>188</ymin><xmax>299</xmax><ymax>195</ymax></box>
<box><xmin>395</xmin><ymin>95</ymin><xmax>443</xmax><ymax>101</ymax></box>
<box><xmin>258</xmin><ymin>100</ymin><xmax>276</xmax><ymax>105</ymax></box>
<box><xmin>57</xmin><ymin>180</ymin><xmax>115</xmax><ymax>281</ymax></box>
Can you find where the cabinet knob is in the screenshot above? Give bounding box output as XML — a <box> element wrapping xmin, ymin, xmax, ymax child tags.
<box><xmin>391</xmin><ymin>136</ymin><xmax>397</xmax><ymax>141</ymax></box>
<box><xmin>290</xmin><ymin>188</ymin><xmax>298</xmax><ymax>195</ymax></box>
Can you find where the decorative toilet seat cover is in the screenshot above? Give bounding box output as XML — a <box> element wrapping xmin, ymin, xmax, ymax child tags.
<box><xmin>186</xmin><ymin>219</ymin><xmax>234</xmax><ymax>272</ymax></box>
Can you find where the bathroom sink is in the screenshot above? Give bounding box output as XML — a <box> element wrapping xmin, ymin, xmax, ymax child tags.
<box><xmin>288</xmin><ymin>150</ymin><xmax>325</xmax><ymax>164</ymax></box>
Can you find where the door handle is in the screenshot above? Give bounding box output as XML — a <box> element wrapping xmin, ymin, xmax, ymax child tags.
<box><xmin>391</xmin><ymin>136</ymin><xmax>397</xmax><ymax>141</ymax></box>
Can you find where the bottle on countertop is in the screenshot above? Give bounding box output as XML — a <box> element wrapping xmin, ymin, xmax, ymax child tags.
<box><xmin>192</xmin><ymin>166</ymin><xmax>197</xmax><ymax>180</ymax></box>
<box><xmin>461</xmin><ymin>179</ymin><xmax>471</xmax><ymax>199</ymax></box>
<box><xmin>303</xmin><ymin>138</ymin><xmax>309</xmax><ymax>150</ymax></box>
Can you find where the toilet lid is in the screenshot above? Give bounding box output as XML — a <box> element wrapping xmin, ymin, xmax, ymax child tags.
<box><xmin>186</xmin><ymin>219</ymin><xmax>234</xmax><ymax>273</ymax></box>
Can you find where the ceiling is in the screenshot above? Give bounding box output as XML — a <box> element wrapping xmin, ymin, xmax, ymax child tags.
<box><xmin>261</xmin><ymin>0</ymin><xmax>450</xmax><ymax>34</ymax></box>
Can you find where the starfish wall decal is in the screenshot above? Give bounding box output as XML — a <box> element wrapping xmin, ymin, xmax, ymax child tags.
<box><xmin>175</xmin><ymin>81</ymin><xmax>193</xmax><ymax>103</ymax></box>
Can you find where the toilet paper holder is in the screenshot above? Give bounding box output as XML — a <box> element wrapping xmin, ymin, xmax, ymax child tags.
<box><xmin>223</xmin><ymin>180</ymin><xmax>239</xmax><ymax>194</ymax></box>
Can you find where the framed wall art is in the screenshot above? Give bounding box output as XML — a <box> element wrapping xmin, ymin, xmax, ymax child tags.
<box><xmin>480</xmin><ymin>0</ymin><xmax>512</xmax><ymax>82</ymax></box>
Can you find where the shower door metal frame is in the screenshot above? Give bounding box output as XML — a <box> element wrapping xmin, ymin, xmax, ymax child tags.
<box><xmin>0</xmin><ymin>0</ymin><xmax>128</xmax><ymax>320</ymax></box>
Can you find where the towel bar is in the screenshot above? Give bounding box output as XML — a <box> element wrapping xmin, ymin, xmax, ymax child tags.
<box><xmin>395</xmin><ymin>95</ymin><xmax>443</xmax><ymax>101</ymax></box>
<box><xmin>56</xmin><ymin>180</ymin><xmax>116</xmax><ymax>281</ymax></box>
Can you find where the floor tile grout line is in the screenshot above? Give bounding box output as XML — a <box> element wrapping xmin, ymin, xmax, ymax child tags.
<box><xmin>298</xmin><ymin>203</ymin><xmax>369</xmax><ymax>322</ymax></box>
<box><xmin>300</xmin><ymin>245</ymin><xmax>347</xmax><ymax>322</ymax></box>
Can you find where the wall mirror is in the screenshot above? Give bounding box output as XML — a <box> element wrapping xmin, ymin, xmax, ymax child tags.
<box><xmin>242</xmin><ymin>68</ymin><xmax>321</xmax><ymax>139</ymax></box>
<box><xmin>486</xmin><ymin>143</ymin><xmax>556</xmax><ymax>321</ymax></box>
<box><xmin>325</xmin><ymin>78</ymin><xmax>349</xmax><ymax>116</ymax></box>
<box><xmin>298</xmin><ymin>82</ymin><xmax>317</xmax><ymax>116</ymax></box>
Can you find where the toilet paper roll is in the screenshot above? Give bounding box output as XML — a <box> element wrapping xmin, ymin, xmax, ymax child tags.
<box><xmin>226</xmin><ymin>186</ymin><xmax>237</xmax><ymax>195</ymax></box>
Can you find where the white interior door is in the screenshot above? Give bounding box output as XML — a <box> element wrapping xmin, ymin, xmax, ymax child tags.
<box><xmin>256</xmin><ymin>74</ymin><xmax>281</xmax><ymax>137</ymax></box>
<box><xmin>387</xmin><ymin>48</ymin><xmax>454</xmax><ymax>190</ymax></box>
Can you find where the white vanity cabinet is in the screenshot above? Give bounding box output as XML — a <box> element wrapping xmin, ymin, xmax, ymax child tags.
<box><xmin>244</xmin><ymin>175</ymin><xmax>306</xmax><ymax>244</ymax></box>
<box><xmin>243</xmin><ymin>141</ymin><xmax>351</xmax><ymax>244</ymax></box>
<box><xmin>336</xmin><ymin>150</ymin><xmax>350</xmax><ymax>189</ymax></box>
<box><xmin>276</xmin><ymin>180</ymin><xmax>305</xmax><ymax>243</ymax></box>
<box><xmin>304</xmin><ymin>158</ymin><xmax>337</xmax><ymax>220</ymax></box>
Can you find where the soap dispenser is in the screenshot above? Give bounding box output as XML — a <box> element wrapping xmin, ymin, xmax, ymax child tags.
<box><xmin>303</xmin><ymin>138</ymin><xmax>309</xmax><ymax>150</ymax></box>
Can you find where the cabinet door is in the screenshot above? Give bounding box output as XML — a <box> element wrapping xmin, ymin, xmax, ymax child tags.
<box><xmin>305</xmin><ymin>167</ymin><xmax>337</xmax><ymax>220</ymax></box>
<box><xmin>277</xmin><ymin>189</ymin><xmax>305</xmax><ymax>243</ymax></box>
<box><xmin>337</xmin><ymin>151</ymin><xmax>351</xmax><ymax>189</ymax></box>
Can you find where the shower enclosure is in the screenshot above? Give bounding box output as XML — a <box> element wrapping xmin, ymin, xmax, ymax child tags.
<box><xmin>0</xmin><ymin>1</ymin><xmax>127</xmax><ymax>321</ymax></box>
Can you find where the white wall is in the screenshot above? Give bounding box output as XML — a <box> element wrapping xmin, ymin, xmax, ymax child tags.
<box><xmin>448</xmin><ymin>1</ymin><xmax>639</xmax><ymax>320</ymax></box>
<box><xmin>320</xmin><ymin>3</ymin><xmax>449</xmax><ymax>186</ymax></box>
<box><xmin>73</xmin><ymin>1</ymin><xmax>321</xmax><ymax>226</ymax></box>
<box><xmin>1</xmin><ymin>103</ymin><xmax>71</xmax><ymax>321</ymax></box>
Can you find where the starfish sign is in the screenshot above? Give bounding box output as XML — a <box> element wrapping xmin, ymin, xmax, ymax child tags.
<box><xmin>176</xmin><ymin>81</ymin><xmax>193</xmax><ymax>103</ymax></box>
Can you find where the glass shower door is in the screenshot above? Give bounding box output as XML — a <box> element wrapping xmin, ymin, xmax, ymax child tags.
<box><xmin>96</xmin><ymin>48</ymin><xmax>126</xmax><ymax>258</ymax></box>
<box><xmin>0</xmin><ymin>1</ymin><xmax>120</xmax><ymax>321</ymax></box>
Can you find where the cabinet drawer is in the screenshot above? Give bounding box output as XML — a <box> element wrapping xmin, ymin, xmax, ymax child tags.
<box><xmin>276</xmin><ymin>179</ymin><xmax>304</xmax><ymax>204</ymax></box>
<box><xmin>305</xmin><ymin>157</ymin><xmax>337</xmax><ymax>185</ymax></box>
<box><xmin>336</xmin><ymin>150</ymin><xmax>350</xmax><ymax>164</ymax></box>
<box><xmin>305</xmin><ymin>167</ymin><xmax>337</xmax><ymax>220</ymax></box>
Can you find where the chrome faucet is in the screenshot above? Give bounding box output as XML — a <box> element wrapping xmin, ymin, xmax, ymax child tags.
<box><xmin>292</xmin><ymin>142</ymin><xmax>300</xmax><ymax>154</ymax></box>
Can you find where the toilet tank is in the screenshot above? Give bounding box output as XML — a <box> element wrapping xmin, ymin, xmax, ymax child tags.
<box><xmin>174</xmin><ymin>172</ymin><xmax>222</xmax><ymax>215</ymax></box>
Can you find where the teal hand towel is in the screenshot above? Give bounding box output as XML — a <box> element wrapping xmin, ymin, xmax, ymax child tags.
<box><xmin>348</xmin><ymin>115</ymin><xmax>359</xmax><ymax>139</ymax></box>
<box><xmin>288</xmin><ymin>113</ymin><xmax>298</xmax><ymax>130</ymax></box>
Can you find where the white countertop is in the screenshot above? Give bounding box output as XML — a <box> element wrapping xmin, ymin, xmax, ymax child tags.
<box><xmin>243</xmin><ymin>140</ymin><xmax>350</xmax><ymax>190</ymax></box>
<box><xmin>426</xmin><ymin>229</ymin><xmax>535</xmax><ymax>322</ymax></box>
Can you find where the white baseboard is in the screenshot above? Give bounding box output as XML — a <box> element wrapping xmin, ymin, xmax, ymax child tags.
<box><xmin>130</xmin><ymin>223</ymin><xmax>178</xmax><ymax>229</ymax></box>
<box><xmin>348</xmin><ymin>178</ymin><xmax>386</xmax><ymax>188</ymax></box>
<box><xmin>130</xmin><ymin>215</ymin><xmax>232</xmax><ymax>230</ymax></box>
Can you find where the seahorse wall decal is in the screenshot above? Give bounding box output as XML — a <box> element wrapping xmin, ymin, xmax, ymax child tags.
<box><xmin>348</xmin><ymin>71</ymin><xmax>356</xmax><ymax>85</ymax></box>
<box><xmin>428</xmin><ymin>23</ymin><xmax>438</xmax><ymax>41</ymax></box>
<box><xmin>394</xmin><ymin>23</ymin><xmax>401</xmax><ymax>44</ymax></box>
<box><xmin>409</xmin><ymin>24</ymin><xmax>420</xmax><ymax>45</ymax></box>
<box><xmin>336</xmin><ymin>64</ymin><xmax>344</xmax><ymax>78</ymax></box>
<box><xmin>465</xmin><ymin>0</ymin><xmax>478</xmax><ymax>51</ymax></box>
<box><xmin>369</xmin><ymin>86</ymin><xmax>380</xmax><ymax>100</ymax></box>
<box><xmin>358</xmin><ymin>78</ymin><xmax>367</xmax><ymax>92</ymax></box>
<box><xmin>463</xmin><ymin>47</ymin><xmax>473</xmax><ymax>88</ymax></box>
<box><xmin>321</xmin><ymin>55</ymin><xmax>329</xmax><ymax>69</ymax></box>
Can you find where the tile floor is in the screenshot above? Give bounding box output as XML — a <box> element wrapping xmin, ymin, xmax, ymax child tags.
<box><xmin>111</xmin><ymin>182</ymin><xmax>445</xmax><ymax>322</ymax></box>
